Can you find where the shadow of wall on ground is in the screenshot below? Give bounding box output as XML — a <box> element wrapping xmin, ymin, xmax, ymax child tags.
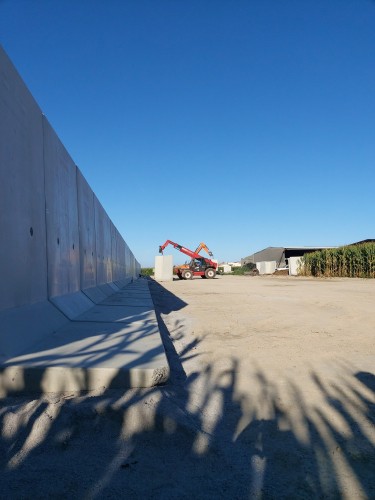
<box><xmin>0</xmin><ymin>281</ymin><xmax>374</xmax><ymax>498</ymax></box>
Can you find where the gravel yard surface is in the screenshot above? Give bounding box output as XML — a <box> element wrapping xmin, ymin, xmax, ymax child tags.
<box><xmin>1</xmin><ymin>275</ymin><xmax>374</xmax><ymax>499</ymax></box>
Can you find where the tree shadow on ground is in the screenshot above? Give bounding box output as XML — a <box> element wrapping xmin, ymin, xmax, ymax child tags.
<box><xmin>0</xmin><ymin>281</ymin><xmax>374</xmax><ymax>498</ymax></box>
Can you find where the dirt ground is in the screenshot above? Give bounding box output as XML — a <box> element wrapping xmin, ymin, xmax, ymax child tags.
<box><xmin>1</xmin><ymin>275</ymin><xmax>374</xmax><ymax>499</ymax></box>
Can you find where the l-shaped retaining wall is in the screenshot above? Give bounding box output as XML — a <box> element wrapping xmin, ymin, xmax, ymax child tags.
<box><xmin>0</xmin><ymin>45</ymin><xmax>143</xmax><ymax>363</ymax></box>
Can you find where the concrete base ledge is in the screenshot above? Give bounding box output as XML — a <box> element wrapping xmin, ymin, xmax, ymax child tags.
<box><xmin>50</xmin><ymin>291</ymin><xmax>95</xmax><ymax>320</ymax></box>
<box><xmin>103</xmin><ymin>282</ymin><xmax>121</xmax><ymax>293</ymax></box>
<box><xmin>0</xmin><ymin>365</ymin><xmax>169</xmax><ymax>394</ymax></box>
<box><xmin>83</xmin><ymin>281</ymin><xmax>129</xmax><ymax>304</ymax></box>
<box><xmin>114</xmin><ymin>278</ymin><xmax>133</xmax><ymax>289</ymax></box>
<box><xmin>0</xmin><ymin>320</ymin><xmax>169</xmax><ymax>395</ymax></box>
<box><xmin>83</xmin><ymin>286</ymin><xmax>110</xmax><ymax>304</ymax></box>
<box><xmin>0</xmin><ymin>279</ymin><xmax>169</xmax><ymax>396</ymax></box>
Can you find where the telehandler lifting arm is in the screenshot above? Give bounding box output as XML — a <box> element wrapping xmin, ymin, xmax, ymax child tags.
<box><xmin>159</xmin><ymin>240</ymin><xmax>201</xmax><ymax>261</ymax></box>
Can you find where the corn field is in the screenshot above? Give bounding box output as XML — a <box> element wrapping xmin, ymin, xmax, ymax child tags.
<box><xmin>299</xmin><ymin>243</ymin><xmax>375</xmax><ymax>278</ymax></box>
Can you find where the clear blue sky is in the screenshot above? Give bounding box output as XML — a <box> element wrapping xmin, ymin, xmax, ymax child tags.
<box><xmin>1</xmin><ymin>1</ymin><xmax>374</xmax><ymax>267</ymax></box>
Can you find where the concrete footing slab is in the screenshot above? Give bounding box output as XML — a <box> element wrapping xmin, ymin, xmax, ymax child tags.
<box><xmin>100</xmin><ymin>292</ymin><xmax>154</xmax><ymax>307</ymax></box>
<box><xmin>0</xmin><ymin>301</ymin><xmax>69</xmax><ymax>361</ymax></box>
<box><xmin>0</xmin><ymin>279</ymin><xmax>169</xmax><ymax>396</ymax></box>
<box><xmin>76</xmin><ymin>305</ymin><xmax>156</xmax><ymax>324</ymax></box>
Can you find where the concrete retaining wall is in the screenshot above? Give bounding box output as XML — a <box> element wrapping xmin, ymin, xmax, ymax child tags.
<box><xmin>0</xmin><ymin>45</ymin><xmax>141</xmax><ymax>360</ymax></box>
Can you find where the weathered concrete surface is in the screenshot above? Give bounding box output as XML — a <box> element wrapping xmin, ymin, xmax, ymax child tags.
<box><xmin>0</xmin><ymin>280</ymin><xmax>169</xmax><ymax>395</ymax></box>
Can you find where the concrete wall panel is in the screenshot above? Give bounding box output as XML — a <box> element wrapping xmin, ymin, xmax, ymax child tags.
<box><xmin>118</xmin><ymin>231</ymin><xmax>126</xmax><ymax>279</ymax></box>
<box><xmin>94</xmin><ymin>196</ymin><xmax>112</xmax><ymax>284</ymax></box>
<box><xmin>110</xmin><ymin>222</ymin><xmax>118</xmax><ymax>281</ymax></box>
<box><xmin>43</xmin><ymin>117</ymin><xmax>80</xmax><ymax>298</ymax></box>
<box><xmin>111</xmin><ymin>225</ymin><xmax>126</xmax><ymax>281</ymax></box>
<box><xmin>77</xmin><ymin>170</ymin><xmax>96</xmax><ymax>289</ymax></box>
<box><xmin>0</xmin><ymin>46</ymin><xmax>47</xmax><ymax>310</ymax></box>
<box><xmin>124</xmin><ymin>243</ymin><xmax>131</xmax><ymax>277</ymax></box>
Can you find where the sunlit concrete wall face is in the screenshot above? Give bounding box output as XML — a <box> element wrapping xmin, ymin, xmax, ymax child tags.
<box><xmin>0</xmin><ymin>44</ymin><xmax>140</xmax><ymax>315</ymax></box>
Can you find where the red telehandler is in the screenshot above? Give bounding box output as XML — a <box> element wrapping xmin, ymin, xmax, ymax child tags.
<box><xmin>159</xmin><ymin>240</ymin><xmax>218</xmax><ymax>280</ymax></box>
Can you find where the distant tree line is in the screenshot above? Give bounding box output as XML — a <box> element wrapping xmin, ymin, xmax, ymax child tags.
<box><xmin>140</xmin><ymin>268</ymin><xmax>153</xmax><ymax>276</ymax></box>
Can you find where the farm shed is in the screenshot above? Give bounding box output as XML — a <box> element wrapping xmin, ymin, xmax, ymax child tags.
<box><xmin>241</xmin><ymin>246</ymin><xmax>336</xmax><ymax>270</ymax></box>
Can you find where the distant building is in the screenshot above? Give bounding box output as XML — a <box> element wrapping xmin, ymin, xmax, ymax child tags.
<box><xmin>241</xmin><ymin>241</ymin><xmax>374</xmax><ymax>276</ymax></box>
<box><xmin>241</xmin><ymin>246</ymin><xmax>336</xmax><ymax>272</ymax></box>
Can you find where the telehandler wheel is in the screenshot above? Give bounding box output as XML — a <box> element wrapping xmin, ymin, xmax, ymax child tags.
<box><xmin>183</xmin><ymin>270</ymin><xmax>193</xmax><ymax>280</ymax></box>
<box><xmin>205</xmin><ymin>268</ymin><xmax>216</xmax><ymax>279</ymax></box>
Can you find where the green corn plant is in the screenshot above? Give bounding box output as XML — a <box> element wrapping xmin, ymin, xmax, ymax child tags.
<box><xmin>299</xmin><ymin>243</ymin><xmax>375</xmax><ymax>278</ymax></box>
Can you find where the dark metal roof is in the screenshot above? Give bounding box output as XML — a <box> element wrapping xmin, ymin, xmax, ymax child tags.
<box><xmin>349</xmin><ymin>239</ymin><xmax>375</xmax><ymax>245</ymax></box>
<box><xmin>242</xmin><ymin>245</ymin><xmax>336</xmax><ymax>262</ymax></box>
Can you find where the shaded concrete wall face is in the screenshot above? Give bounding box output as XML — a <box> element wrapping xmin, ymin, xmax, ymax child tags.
<box><xmin>111</xmin><ymin>223</ymin><xmax>126</xmax><ymax>281</ymax></box>
<box><xmin>125</xmin><ymin>244</ymin><xmax>131</xmax><ymax>277</ymax></box>
<box><xmin>0</xmin><ymin>45</ymin><xmax>140</xmax><ymax>313</ymax></box>
<box><xmin>77</xmin><ymin>169</ymin><xmax>97</xmax><ymax>289</ymax></box>
<box><xmin>95</xmin><ymin>196</ymin><xmax>113</xmax><ymax>285</ymax></box>
<box><xmin>44</xmin><ymin>117</ymin><xmax>81</xmax><ymax>298</ymax></box>
<box><xmin>0</xmin><ymin>47</ymin><xmax>47</xmax><ymax>309</ymax></box>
